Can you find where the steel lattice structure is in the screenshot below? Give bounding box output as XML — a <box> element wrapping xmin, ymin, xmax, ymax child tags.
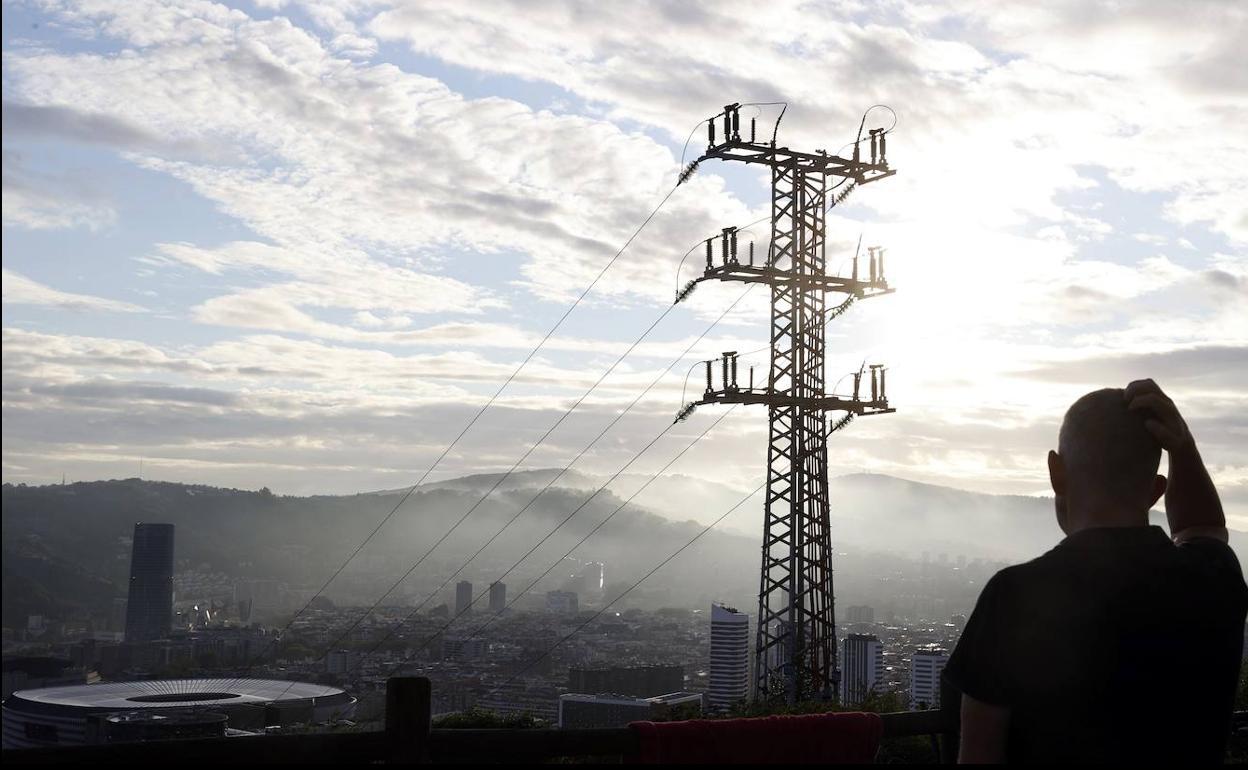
<box><xmin>677</xmin><ymin>103</ymin><xmax>897</xmax><ymax>704</ymax></box>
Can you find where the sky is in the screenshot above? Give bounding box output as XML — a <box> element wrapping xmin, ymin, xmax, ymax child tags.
<box><xmin>2</xmin><ymin>0</ymin><xmax>1246</xmax><ymax>530</ymax></box>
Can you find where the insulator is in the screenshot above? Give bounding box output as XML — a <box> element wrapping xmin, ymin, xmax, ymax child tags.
<box><xmin>830</xmin><ymin>412</ymin><xmax>855</xmax><ymax>434</ymax></box>
<box><xmin>705</xmin><ymin>239</ymin><xmax>713</xmax><ymax>269</ymax></box>
<box><xmin>732</xmin><ymin>109</ymin><xmax>740</xmax><ymax>140</ymax></box>
<box><xmin>708</xmin><ymin>120</ymin><xmax>715</xmax><ymax>146</ymax></box>
<box><xmin>677</xmin><ymin>160</ymin><xmax>700</xmax><ymax>186</ymax></box>
<box><xmin>870</xmin><ymin>129</ymin><xmax>879</xmax><ymax>165</ymax></box>
<box><xmin>749</xmin><ymin>241</ymin><xmax>755</xmax><ymax>266</ymax></box>
<box><xmin>750</xmin><ymin>117</ymin><xmax>756</xmax><ymax>143</ymax></box>
<box><xmin>723</xmin><ymin>112</ymin><xmax>731</xmax><ymax>141</ymax></box>
<box><xmin>852</xmin><ymin>254</ymin><xmax>859</xmax><ymax>282</ymax></box>
<box><xmin>869</xmin><ymin>248</ymin><xmax>877</xmax><ymax>284</ymax></box>
<box><xmin>705</xmin><ymin>360</ymin><xmax>713</xmax><ymax>393</ymax></box>
<box><xmin>721</xmin><ymin>229</ymin><xmax>731</xmax><ymax>266</ymax></box>
<box><xmin>676</xmin><ymin>279</ymin><xmax>699</xmax><ymax>304</ymax></box>
<box><xmin>675</xmin><ymin>403</ymin><xmax>697</xmax><ymax>423</ymax></box>
<box><xmin>880</xmin><ymin>368</ymin><xmax>887</xmax><ymax>401</ymax></box>
<box><xmin>853</xmin><ymin>372</ymin><xmax>862</xmax><ymax>401</ymax></box>
<box><xmin>871</xmin><ymin>368</ymin><xmax>879</xmax><ymax>402</ymax></box>
<box><xmin>878</xmin><ymin>248</ymin><xmax>885</xmax><ymax>282</ymax></box>
<box><xmin>879</xmin><ymin>133</ymin><xmax>887</xmax><ymax>164</ymax></box>
<box><xmin>749</xmin><ymin>366</ymin><xmax>755</xmax><ymax>391</ymax></box>
<box><xmin>833</xmin><ymin>180</ymin><xmax>857</xmax><ymax>207</ymax></box>
<box><xmin>730</xmin><ymin>354</ymin><xmax>739</xmax><ymax>389</ymax></box>
<box><xmin>721</xmin><ymin>355</ymin><xmax>730</xmax><ymax>390</ymax></box>
<box><xmin>827</xmin><ymin>295</ymin><xmax>855</xmax><ymax>321</ymax></box>
<box><xmin>730</xmin><ymin>230</ymin><xmax>738</xmax><ymax>263</ymax></box>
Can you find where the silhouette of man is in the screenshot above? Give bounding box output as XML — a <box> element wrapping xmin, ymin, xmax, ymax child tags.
<box><xmin>945</xmin><ymin>380</ymin><xmax>1247</xmax><ymax>763</ymax></box>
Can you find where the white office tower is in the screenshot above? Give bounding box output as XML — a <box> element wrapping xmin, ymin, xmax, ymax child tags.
<box><xmin>708</xmin><ymin>604</ymin><xmax>750</xmax><ymax>712</ymax></box>
<box><xmin>840</xmin><ymin>634</ymin><xmax>883</xmax><ymax>706</ymax></box>
<box><xmin>910</xmin><ymin>647</ymin><xmax>949</xmax><ymax>709</ymax></box>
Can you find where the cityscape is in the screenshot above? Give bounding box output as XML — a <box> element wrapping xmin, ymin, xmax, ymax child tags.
<box><xmin>3</xmin><ymin>0</ymin><xmax>1245</xmax><ymax>763</ymax></box>
<box><xmin>3</xmin><ymin>484</ymin><xmax>998</xmax><ymax>747</ymax></box>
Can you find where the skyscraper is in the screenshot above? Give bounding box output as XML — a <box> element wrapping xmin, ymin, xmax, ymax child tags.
<box><xmin>840</xmin><ymin>633</ymin><xmax>883</xmax><ymax>705</ymax></box>
<box><xmin>846</xmin><ymin>605</ymin><xmax>875</xmax><ymax>624</ymax></box>
<box><xmin>455</xmin><ymin>580</ymin><xmax>473</xmax><ymax>617</ymax></box>
<box><xmin>545</xmin><ymin>590</ymin><xmax>578</xmax><ymax>613</ymax></box>
<box><xmin>910</xmin><ymin>647</ymin><xmax>949</xmax><ymax>709</ymax></box>
<box><xmin>124</xmin><ymin>522</ymin><xmax>174</xmax><ymax>642</ymax></box>
<box><xmin>488</xmin><ymin>581</ymin><xmax>507</xmax><ymax>613</ymax></box>
<box><xmin>708</xmin><ymin>604</ymin><xmax>749</xmax><ymax>712</ymax></box>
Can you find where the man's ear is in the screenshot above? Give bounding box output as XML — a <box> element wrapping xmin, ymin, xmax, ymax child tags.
<box><xmin>1047</xmin><ymin>450</ymin><xmax>1066</xmax><ymax>495</ymax></box>
<box><xmin>1149</xmin><ymin>474</ymin><xmax>1167</xmax><ymax>508</ymax></box>
<box><xmin>1049</xmin><ymin>450</ymin><xmax>1070</xmax><ymax>535</ymax></box>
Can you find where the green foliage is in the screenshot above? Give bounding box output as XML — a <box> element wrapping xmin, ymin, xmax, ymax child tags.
<box><xmin>433</xmin><ymin>708</ymin><xmax>549</xmax><ymax>730</ymax></box>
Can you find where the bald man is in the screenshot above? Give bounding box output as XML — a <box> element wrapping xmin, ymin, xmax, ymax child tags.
<box><xmin>944</xmin><ymin>380</ymin><xmax>1247</xmax><ymax>763</ymax></box>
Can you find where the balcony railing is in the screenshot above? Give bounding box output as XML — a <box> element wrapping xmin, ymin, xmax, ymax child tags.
<box><xmin>7</xmin><ymin>676</ymin><xmax>1246</xmax><ymax>763</ymax></box>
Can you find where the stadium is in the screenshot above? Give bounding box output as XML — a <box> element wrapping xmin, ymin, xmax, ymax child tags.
<box><xmin>2</xmin><ymin>678</ymin><xmax>356</xmax><ymax>749</ymax></box>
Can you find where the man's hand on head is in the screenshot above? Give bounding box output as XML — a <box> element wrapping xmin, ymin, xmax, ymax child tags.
<box><xmin>1125</xmin><ymin>379</ymin><xmax>1193</xmax><ymax>454</ymax></box>
<box><xmin>1125</xmin><ymin>378</ymin><xmax>1226</xmax><ymax>542</ymax></box>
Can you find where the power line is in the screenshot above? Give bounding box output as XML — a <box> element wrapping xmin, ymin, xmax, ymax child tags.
<box><xmin>337</xmin><ymin>286</ymin><xmax>758</xmax><ymax>676</ymax></box>
<box><xmin>370</xmin><ymin>404</ymin><xmax>741</xmax><ymax>683</ymax></box>
<box><xmin>242</xmin><ymin>176</ymin><xmax>690</xmax><ymax>672</ymax></box>
<box><xmin>295</xmin><ymin>301</ymin><xmax>680</xmax><ymax>669</ymax></box>
<box><xmin>479</xmin><ymin>477</ymin><xmax>768</xmax><ymax>700</ymax></box>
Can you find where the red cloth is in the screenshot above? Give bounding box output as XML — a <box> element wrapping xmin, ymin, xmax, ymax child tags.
<box><xmin>627</xmin><ymin>711</ymin><xmax>884</xmax><ymax>764</ymax></box>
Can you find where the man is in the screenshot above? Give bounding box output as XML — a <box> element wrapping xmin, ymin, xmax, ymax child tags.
<box><xmin>944</xmin><ymin>380</ymin><xmax>1247</xmax><ymax>763</ymax></box>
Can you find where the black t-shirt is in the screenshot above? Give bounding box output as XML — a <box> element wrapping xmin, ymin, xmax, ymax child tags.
<box><xmin>944</xmin><ymin>525</ymin><xmax>1247</xmax><ymax>764</ymax></box>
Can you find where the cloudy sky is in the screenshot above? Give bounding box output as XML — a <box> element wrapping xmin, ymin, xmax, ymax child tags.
<box><xmin>3</xmin><ymin>0</ymin><xmax>1245</xmax><ymax>529</ymax></box>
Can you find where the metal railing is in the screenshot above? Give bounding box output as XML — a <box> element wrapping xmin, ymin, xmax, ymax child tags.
<box><xmin>0</xmin><ymin>677</ymin><xmax>971</xmax><ymax>764</ymax></box>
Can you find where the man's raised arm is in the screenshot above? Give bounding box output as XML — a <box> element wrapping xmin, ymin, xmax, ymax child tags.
<box><xmin>1125</xmin><ymin>378</ymin><xmax>1226</xmax><ymax>543</ymax></box>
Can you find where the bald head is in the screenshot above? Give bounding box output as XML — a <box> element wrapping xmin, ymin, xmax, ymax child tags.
<box><xmin>1057</xmin><ymin>388</ymin><xmax>1162</xmax><ymax>513</ymax></box>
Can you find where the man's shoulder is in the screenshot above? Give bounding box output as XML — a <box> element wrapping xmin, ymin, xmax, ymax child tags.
<box><xmin>990</xmin><ymin>547</ymin><xmax>1067</xmax><ymax>587</ymax></box>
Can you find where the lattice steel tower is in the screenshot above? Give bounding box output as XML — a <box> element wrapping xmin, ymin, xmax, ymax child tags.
<box><xmin>676</xmin><ymin>103</ymin><xmax>897</xmax><ymax>704</ymax></box>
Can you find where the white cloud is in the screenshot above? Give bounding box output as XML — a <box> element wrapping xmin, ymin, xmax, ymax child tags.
<box><xmin>1</xmin><ymin>270</ymin><xmax>146</xmax><ymax>313</ymax></box>
<box><xmin>2</xmin><ymin>0</ymin><xmax>1246</xmax><ymax>526</ymax></box>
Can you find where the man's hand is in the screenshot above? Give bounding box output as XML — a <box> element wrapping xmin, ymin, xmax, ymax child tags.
<box><xmin>1124</xmin><ymin>379</ymin><xmax>1225</xmax><ymax>542</ymax></box>
<box><xmin>1125</xmin><ymin>378</ymin><xmax>1192</xmax><ymax>452</ymax></box>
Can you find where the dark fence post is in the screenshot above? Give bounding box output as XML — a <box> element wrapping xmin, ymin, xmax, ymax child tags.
<box><xmin>938</xmin><ymin>676</ymin><xmax>961</xmax><ymax>764</ymax></box>
<box><xmin>386</xmin><ymin>676</ymin><xmax>431</xmax><ymax>764</ymax></box>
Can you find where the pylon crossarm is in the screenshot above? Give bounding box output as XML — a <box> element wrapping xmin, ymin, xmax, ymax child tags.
<box><xmin>700</xmin><ymin>143</ymin><xmax>894</xmax><ymax>182</ymax></box>
<box><xmin>694</xmin><ymin>391</ymin><xmax>893</xmax><ymax>413</ymax></box>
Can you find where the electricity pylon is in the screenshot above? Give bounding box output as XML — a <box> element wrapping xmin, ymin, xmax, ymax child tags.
<box><xmin>676</xmin><ymin>103</ymin><xmax>897</xmax><ymax>704</ymax></box>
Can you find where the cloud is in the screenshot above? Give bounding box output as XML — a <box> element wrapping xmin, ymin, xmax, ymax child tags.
<box><xmin>1</xmin><ymin>270</ymin><xmax>146</xmax><ymax>313</ymax></box>
<box><xmin>1017</xmin><ymin>345</ymin><xmax>1248</xmax><ymax>389</ymax></box>
<box><xmin>2</xmin><ymin>0</ymin><xmax>1245</xmax><ymax>528</ymax></box>
<box><xmin>2</xmin><ymin>149</ymin><xmax>117</xmax><ymax>231</ymax></box>
<box><xmin>2</xmin><ymin>101</ymin><xmax>233</xmax><ymax>161</ymax></box>
<box><xmin>371</xmin><ymin>0</ymin><xmax>1247</xmax><ymax>243</ymax></box>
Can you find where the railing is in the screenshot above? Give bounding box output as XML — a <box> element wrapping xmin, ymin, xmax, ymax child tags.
<box><xmin>0</xmin><ymin>675</ymin><xmax>967</xmax><ymax>764</ymax></box>
<box><xmin>0</xmin><ymin>677</ymin><xmax>1010</xmax><ymax>763</ymax></box>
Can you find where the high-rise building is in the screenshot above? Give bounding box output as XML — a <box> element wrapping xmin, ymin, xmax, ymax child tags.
<box><xmin>708</xmin><ymin>604</ymin><xmax>749</xmax><ymax>712</ymax></box>
<box><xmin>124</xmin><ymin>523</ymin><xmax>174</xmax><ymax>643</ymax></box>
<box><xmin>840</xmin><ymin>634</ymin><xmax>883</xmax><ymax>705</ymax></box>
<box><xmin>567</xmin><ymin>665</ymin><xmax>684</xmax><ymax>698</ymax></box>
<box><xmin>910</xmin><ymin>647</ymin><xmax>949</xmax><ymax>709</ymax></box>
<box><xmin>546</xmin><ymin>590</ymin><xmax>578</xmax><ymax>614</ymax></box>
<box><xmin>846</xmin><ymin>605</ymin><xmax>875</xmax><ymax>624</ymax></box>
<box><xmin>326</xmin><ymin>649</ymin><xmax>355</xmax><ymax>676</ymax></box>
<box><xmin>489</xmin><ymin>581</ymin><xmax>507</xmax><ymax>613</ymax></box>
<box><xmin>455</xmin><ymin>580</ymin><xmax>473</xmax><ymax>617</ymax></box>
